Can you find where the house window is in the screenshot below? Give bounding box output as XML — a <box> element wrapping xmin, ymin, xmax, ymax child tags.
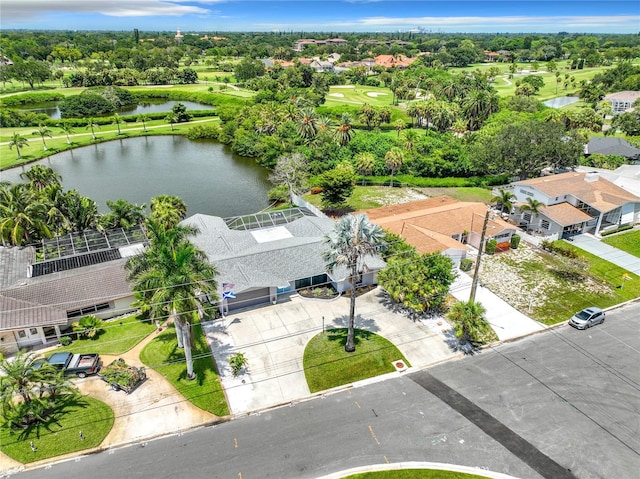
<box><xmin>30</xmin><ymin>328</ymin><xmax>38</xmax><ymax>335</ymax></box>
<box><xmin>67</xmin><ymin>302</ymin><xmax>111</xmax><ymax>318</ymax></box>
<box><xmin>541</xmin><ymin>220</ymin><xmax>550</xmax><ymax>230</ymax></box>
<box><xmin>17</xmin><ymin>330</ymin><xmax>26</xmax><ymax>338</ymax></box>
<box><xmin>523</xmin><ymin>213</ymin><xmax>532</xmax><ymax>222</ymax></box>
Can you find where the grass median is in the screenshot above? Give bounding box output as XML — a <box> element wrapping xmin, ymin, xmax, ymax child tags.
<box><xmin>304</xmin><ymin>328</ymin><xmax>410</xmax><ymax>393</ymax></box>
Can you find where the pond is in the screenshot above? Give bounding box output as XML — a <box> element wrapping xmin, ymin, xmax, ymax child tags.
<box><xmin>1</xmin><ymin>136</ymin><xmax>272</xmax><ymax>218</ymax></box>
<box><xmin>16</xmin><ymin>100</ymin><xmax>215</xmax><ymax>120</ymax></box>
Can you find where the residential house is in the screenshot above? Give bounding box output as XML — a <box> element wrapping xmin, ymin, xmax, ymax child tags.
<box><xmin>511</xmin><ymin>172</ymin><xmax>640</xmax><ymax>238</ymax></box>
<box><xmin>181</xmin><ymin>207</ymin><xmax>385</xmax><ymax>314</ymax></box>
<box><xmin>374</xmin><ymin>54</ymin><xmax>417</xmax><ymax>69</ymax></box>
<box><xmin>604</xmin><ymin>91</ymin><xmax>640</xmax><ymax>114</ymax></box>
<box><xmin>356</xmin><ymin>197</ymin><xmax>516</xmax><ymax>266</ymax></box>
<box><xmin>585</xmin><ymin>137</ymin><xmax>640</xmax><ymax>162</ymax></box>
<box><xmin>575</xmin><ymin>165</ymin><xmax>640</xmax><ymax>197</ymax></box>
<box><xmin>293</xmin><ymin>38</ymin><xmax>348</xmax><ymax>52</ymax></box>
<box><xmin>0</xmin><ymin>227</ymin><xmax>146</xmax><ymax>354</ymax></box>
<box><xmin>309</xmin><ymin>59</ymin><xmax>335</xmax><ymax>73</ymax></box>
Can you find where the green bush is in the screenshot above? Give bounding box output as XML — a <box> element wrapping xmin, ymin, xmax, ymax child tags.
<box><xmin>601</xmin><ymin>224</ymin><xmax>633</xmax><ymax>236</ymax></box>
<box><xmin>510</xmin><ymin>234</ymin><xmax>521</xmax><ymax>249</ymax></box>
<box><xmin>268</xmin><ymin>185</ymin><xmax>288</xmax><ymax>203</ymax></box>
<box><xmin>186</xmin><ymin>124</ymin><xmax>220</xmax><ymax>140</ymax></box>
<box><xmin>59</xmin><ymin>94</ymin><xmax>115</xmax><ymax>118</ymax></box>
<box><xmin>59</xmin><ymin>336</ymin><xmax>72</xmax><ymax>346</ymax></box>
<box><xmin>460</xmin><ymin>258</ymin><xmax>473</xmax><ymax>272</ymax></box>
<box><xmin>485</xmin><ymin>238</ymin><xmax>497</xmax><ymax>254</ymax></box>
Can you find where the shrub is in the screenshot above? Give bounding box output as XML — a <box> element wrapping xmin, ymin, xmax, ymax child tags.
<box><xmin>72</xmin><ymin>315</ymin><xmax>104</xmax><ymax>339</ymax></box>
<box><xmin>460</xmin><ymin>258</ymin><xmax>473</xmax><ymax>272</ymax></box>
<box><xmin>229</xmin><ymin>352</ymin><xmax>248</xmax><ymax>377</ymax></box>
<box><xmin>59</xmin><ymin>336</ymin><xmax>72</xmax><ymax>346</ymax></box>
<box><xmin>510</xmin><ymin>234</ymin><xmax>521</xmax><ymax>249</ymax></box>
<box><xmin>601</xmin><ymin>224</ymin><xmax>633</xmax><ymax>236</ymax></box>
<box><xmin>485</xmin><ymin>239</ymin><xmax>497</xmax><ymax>254</ymax></box>
<box><xmin>310</xmin><ymin>186</ymin><xmax>323</xmax><ymax>195</ymax></box>
<box><xmin>268</xmin><ymin>185</ymin><xmax>288</xmax><ymax>203</ymax></box>
<box><xmin>59</xmin><ymin>94</ymin><xmax>115</xmax><ymax>118</ymax></box>
<box><xmin>186</xmin><ymin>124</ymin><xmax>220</xmax><ymax>140</ymax></box>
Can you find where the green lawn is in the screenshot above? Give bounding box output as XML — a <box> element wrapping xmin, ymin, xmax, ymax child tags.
<box><xmin>139</xmin><ymin>321</ymin><xmax>229</xmax><ymax>417</ymax></box>
<box><xmin>345</xmin><ymin>470</ymin><xmax>491</xmax><ymax>479</ymax></box>
<box><xmin>54</xmin><ymin>314</ymin><xmax>156</xmax><ymax>356</ymax></box>
<box><xmin>0</xmin><ymin>396</ymin><xmax>113</xmax><ymax>464</ymax></box>
<box><xmin>417</xmin><ymin>187</ymin><xmax>494</xmax><ymax>203</ymax></box>
<box><xmin>304</xmin><ymin>328</ymin><xmax>410</xmax><ymax>393</ymax></box>
<box><xmin>534</xmin><ymin>243</ymin><xmax>640</xmax><ymax>324</ymax></box>
<box><xmin>602</xmin><ymin>230</ymin><xmax>640</xmax><ymax>258</ymax></box>
<box><xmin>325</xmin><ymin>85</ymin><xmax>395</xmax><ymax>107</ymax></box>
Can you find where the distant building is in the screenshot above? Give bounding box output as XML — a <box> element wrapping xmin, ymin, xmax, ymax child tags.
<box><xmin>604</xmin><ymin>91</ymin><xmax>640</xmax><ymax>114</ymax></box>
<box><xmin>175</xmin><ymin>28</ymin><xmax>184</xmax><ymax>43</ymax></box>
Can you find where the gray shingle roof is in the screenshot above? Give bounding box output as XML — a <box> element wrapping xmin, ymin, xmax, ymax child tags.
<box><xmin>0</xmin><ymin>295</ymin><xmax>68</xmax><ymax>331</ymax></box>
<box><xmin>586</xmin><ymin>137</ymin><xmax>640</xmax><ymax>159</ymax></box>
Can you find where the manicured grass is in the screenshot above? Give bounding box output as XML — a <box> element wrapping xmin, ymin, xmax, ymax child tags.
<box><xmin>532</xmin><ymin>243</ymin><xmax>640</xmax><ymax>324</ymax></box>
<box><xmin>602</xmin><ymin>230</ymin><xmax>640</xmax><ymax>258</ymax></box>
<box><xmin>325</xmin><ymin>85</ymin><xmax>395</xmax><ymax>107</ymax></box>
<box><xmin>304</xmin><ymin>328</ymin><xmax>410</xmax><ymax>393</ymax></box>
<box><xmin>139</xmin><ymin>321</ymin><xmax>229</xmax><ymax>417</ymax></box>
<box><xmin>0</xmin><ymin>117</ymin><xmax>220</xmax><ymax>169</ymax></box>
<box><xmin>345</xmin><ymin>470</ymin><xmax>491</xmax><ymax>479</ymax></box>
<box><xmin>54</xmin><ymin>314</ymin><xmax>156</xmax><ymax>356</ymax></box>
<box><xmin>0</xmin><ymin>396</ymin><xmax>114</xmax><ymax>464</ymax></box>
<box><xmin>417</xmin><ymin>187</ymin><xmax>494</xmax><ymax>203</ymax></box>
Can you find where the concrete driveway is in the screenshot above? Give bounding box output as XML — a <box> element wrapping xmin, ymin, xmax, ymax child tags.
<box><xmin>570</xmin><ymin>233</ymin><xmax>640</xmax><ymax>275</ymax></box>
<box><xmin>203</xmin><ymin>288</ymin><xmax>459</xmax><ymax>415</ymax></box>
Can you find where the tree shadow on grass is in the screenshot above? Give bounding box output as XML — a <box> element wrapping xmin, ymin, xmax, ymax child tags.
<box><xmin>324</xmin><ymin>328</ymin><xmax>377</xmax><ymax>348</ymax></box>
<box><xmin>16</xmin><ymin>394</ymin><xmax>89</xmax><ymax>441</ymax></box>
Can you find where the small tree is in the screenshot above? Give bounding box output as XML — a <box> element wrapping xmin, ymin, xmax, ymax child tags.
<box><xmin>171</xmin><ymin>103</ymin><xmax>192</xmax><ymax>123</ymax></box>
<box><xmin>318</xmin><ymin>162</ymin><xmax>356</xmax><ymax>212</ymax></box>
<box><xmin>229</xmin><ymin>352</ymin><xmax>248</xmax><ymax>377</ymax></box>
<box><xmin>32</xmin><ymin>125</ymin><xmax>52</xmax><ymax>151</ymax></box>
<box><xmin>72</xmin><ymin>315</ymin><xmax>104</xmax><ymax>339</ymax></box>
<box><xmin>8</xmin><ymin>132</ymin><xmax>28</xmax><ymax>159</ymax></box>
<box><xmin>447</xmin><ymin>300</ymin><xmax>498</xmax><ymax>349</ymax></box>
<box><xmin>269</xmin><ymin>153</ymin><xmax>308</xmax><ymax>206</ymax></box>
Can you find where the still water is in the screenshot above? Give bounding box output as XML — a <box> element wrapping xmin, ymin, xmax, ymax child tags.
<box><xmin>18</xmin><ymin>100</ymin><xmax>214</xmax><ymax>120</ymax></box>
<box><xmin>1</xmin><ymin>136</ymin><xmax>272</xmax><ymax>218</ymax></box>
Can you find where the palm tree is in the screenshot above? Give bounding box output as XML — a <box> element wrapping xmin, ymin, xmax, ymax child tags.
<box><xmin>296</xmin><ymin>107</ymin><xmax>318</xmax><ymax>142</ymax></box>
<box><xmin>86</xmin><ymin>117</ymin><xmax>100</xmax><ymax>140</ymax></box>
<box><xmin>384</xmin><ymin>147</ymin><xmax>404</xmax><ymax>187</ymax></box>
<box><xmin>59</xmin><ymin>122</ymin><xmax>75</xmax><ymax>144</ymax></box>
<box><xmin>462</xmin><ymin>89</ymin><xmax>498</xmax><ymax>131</ymax></box>
<box><xmin>0</xmin><ymin>183</ymin><xmax>52</xmax><ymax>246</ymax></box>
<box><xmin>32</xmin><ymin>124</ymin><xmax>53</xmax><ymax>151</ymax></box>
<box><xmin>519</xmin><ymin>197</ymin><xmax>545</xmax><ymax>231</ymax></box>
<box><xmin>150</xmin><ymin>195</ymin><xmax>188</xmax><ymax>230</ymax></box>
<box><xmin>137</xmin><ymin>114</ymin><xmax>149</xmax><ymax>133</ymax></box>
<box><xmin>322</xmin><ymin>214</ymin><xmax>385</xmax><ymax>352</ymax></box>
<box><xmin>491</xmin><ymin>189</ymin><xmax>516</xmax><ymax>215</ymax></box>
<box><xmin>112</xmin><ymin>113</ymin><xmax>123</xmax><ymax>135</ymax></box>
<box><xmin>401</xmin><ymin>129</ymin><xmax>419</xmax><ymax>154</ymax></box>
<box><xmin>8</xmin><ymin>132</ymin><xmax>28</xmax><ymax>159</ymax></box>
<box><xmin>126</xmin><ymin>220</ymin><xmax>218</xmax><ymax>379</ymax></box>
<box><xmin>99</xmin><ymin>198</ymin><xmax>146</xmax><ymax>229</ymax></box>
<box><xmin>20</xmin><ymin>165</ymin><xmax>62</xmax><ymax>192</ymax></box>
<box><xmin>394</xmin><ymin>119</ymin><xmax>405</xmax><ymax>137</ymax></box>
<box><xmin>354</xmin><ymin>152</ymin><xmax>375</xmax><ymax>185</ymax></box>
<box><xmin>165</xmin><ymin>112</ymin><xmax>178</xmax><ymax>132</ymax></box>
<box><xmin>334</xmin><ymin>113</ymin><xmax>354</xmax><ymax>147</ymax></box>
<box><xmin>446</xmin><ymin>300</ymin><xmax>496</xmax><ymax>347</ymax></box>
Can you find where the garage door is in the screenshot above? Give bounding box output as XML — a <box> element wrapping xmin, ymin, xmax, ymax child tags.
<box><xmin>227</xmin><ymin>287</ymin><xmax>270</xmax><ymax>312</ymax></box>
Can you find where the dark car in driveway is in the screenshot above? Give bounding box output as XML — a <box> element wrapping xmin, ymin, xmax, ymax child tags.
<box><xmin>569</xmin><ymin>307</ymin><xmax>605</xmax><ymax>329</ymax></box>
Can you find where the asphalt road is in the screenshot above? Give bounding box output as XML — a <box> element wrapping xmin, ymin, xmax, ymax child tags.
<box><xmin>11</xmin><ymin>302</ymin><xmax>640</xmax><ymax>479</ymax></box>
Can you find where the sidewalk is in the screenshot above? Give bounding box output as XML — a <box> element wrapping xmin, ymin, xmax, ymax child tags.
<box><xmin>203</xmin><ymin>288</ymin><xmax>459</xmax><ymax>415</ymax></box>
<box><xmin>570</xmin><ymin>233</ymin><xmax>640</xmax><ymax>275</ymax></box>
<box><xmin>449</xmin><ymin>273</ymin><xmax>546</xmax><ymax>341</ymax></box>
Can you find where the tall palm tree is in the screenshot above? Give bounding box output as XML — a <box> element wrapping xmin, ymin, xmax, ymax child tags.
<box><xmin>322</xmin><ymin>214</ymin><xmax>385</xmax><ymax>353</ymax></box>
<box><xmin>519</xmin><ymin>197</ymin><xmax>545</xmax><ymax>231</ymax></box>
<box><xmin>446</xmin><ymin>300</ymin><xmax>496</xmax><ymax>347</ymax></box>
<box><xmin>8</xmin><ymin>132</ymin><xmax>28</xmax><ymax>159</ymax></box>
<box><xmin>59</xmin><ymin>122</ymin><xmax>75</xmax><ymax>144</ymax></box>
<box><xmin>491</xmin><ymin>189</ymin><xmax>516</xmax><ymax>215</ymax></box>
<box><xmin>86</xmin><ymin>117</ymin><xmax>100</xmax><ymax>140</ymax></box>
<box><xmin>112</xmin><ymin>113</ymin><xmax>123</xmax><ymax>135</ymax></box>
<box><xmin>32</xmin><ymin>124</ymin><xmax>53</xmax><ymax>151</ymax></box>
<box><xmin>0</xmin><ymin>183</ymin><xmax>52</xmax><ymax>246</ymax></box>
<box><xmin>384</xmin><ymin>147</ymin><xmax>404</xmax><ymax>187</ymax></box>
<box><xmin>20</xmin><ymin>165</ymin><xmax>62</xmax><ymax>192</ymax></box>
<box><xmin>462</xmin><ymin>89</ymin><xmax>498</xmax><ymax>131</ymax></box>
<box><xmin>137</xmin><ymin>114</ymin><xmax>149</xmax><ymax>133</ymax></box>
<box><xmin>394</xmin><ymin>119</ymin><xmax>405</xmax><ymax>137</ymax></box>
<box><xmin>334</xmin><ymin>113</ymin><xmax>354</xmax><ymax>147</ymax></box>
<box><xmin>99</xmin><ymin>198</ymin><xmax>146</xmax><ymax>229</ymax></box>
<box><xmin>150</xmin><ymin>195</ymin><xmax>188</xmax><ymax>230</ymax></box>
<box><xmin>126</xmin><ymin>220</ymin><xmax>218</xmax><ymax>379</ymax></box>
<box><xmin>165</xmin><ymin>112</ymin><xmax>178</xmax><ymax>132</ymax></box>
<box><xmin>354</xmin><ymin>152</ymin><xmax>375</xmax><ymax>186</ymax></box>
<box><xmin>401</xmin><ymin>129</ymin><xmax>419</xmax><ymax>154</ymax></box>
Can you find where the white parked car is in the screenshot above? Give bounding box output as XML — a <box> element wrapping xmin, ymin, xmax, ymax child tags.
<box><xmin>569</xmin><ymin>307</ymin><xmax>605</xmax><ymax>330</ymax></box>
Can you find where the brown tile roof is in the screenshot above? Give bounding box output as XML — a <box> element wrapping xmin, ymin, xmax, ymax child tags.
<box><xmin>0</xmin><ymin>295</ymin><xmax>67</xmax><ymax>331</ymax></box>
<box><xmin>541</xmin><ymin>203</ymin><xmax>593</xmax><ymax>226</ymax></box>
<box><xmin>516</xmin><ymin>172</ymin><xmax>640</xmax><ymax>213</ymax></box>
<box><xmin>357</xmin><ymin>197</ymin><xmax>513</xmax><ymax>253</ymax></box>
<box><xmin>374</xmin><ymin>54</ymin><xmax>417</xmax><ymax>68</ymax></box>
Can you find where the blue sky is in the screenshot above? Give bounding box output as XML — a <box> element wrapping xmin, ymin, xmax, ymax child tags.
<box><xmin>2</xmin><ymin>0</ymin><xmax>639</xmax><ymax>33</ymax></box>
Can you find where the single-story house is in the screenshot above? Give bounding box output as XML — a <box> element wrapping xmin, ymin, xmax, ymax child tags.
<box><xmin>575</xmin><ymin>165</ymin><xmax>640</xmax><ymax>197</ymax></box>
<box><xmin>585</xmin><ymin>137</ymin><xmax>640</xmax><ymax>162</ymax></box>
<box><xmin>374</xmin><ymin>54</ymin><xmax>418</xmax><ymax>69</ymax></box>
<box><xmin>356</xmin><ymin>197</ymin><xmax>517</xmax><ymax>265</ymax></box>
<box><xmin>0</xmin><ymin>227</ymin><xmax>146</xmax><ymax>354</ymax></box>
<box><xmin>604</xmin><ymin>91</ymin><xmax>640</xmax><ymax>114</ymax></box>
<box><xmin>511</xmin><ymin>171</ymin><xmax>640</xmax><ymax>237</ymax></box>
<box><xmin>181</xmin><ymin>207</ymin><xmax>386</xmax><ymax>314</ymax></box>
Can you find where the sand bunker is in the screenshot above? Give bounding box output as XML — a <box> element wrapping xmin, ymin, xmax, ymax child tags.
<box><xmin>329</xmin><ymin>93</ymin><xmax>344</xmax><ymax>98</ymax></box>
<box><xmin>366</xmin><ymin>92</ymin><xmax>388</xmax><ymax>97</ymax></box>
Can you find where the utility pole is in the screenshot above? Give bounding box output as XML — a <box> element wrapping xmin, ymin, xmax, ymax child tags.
<box><xmin>469</xmin><ymin>209</ymin><xmax>491</xmax><ymax>303</ymax></box>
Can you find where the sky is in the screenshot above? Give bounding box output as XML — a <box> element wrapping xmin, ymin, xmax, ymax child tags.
<box><xmin>2</xmin><ymin>0</ymin><xmax>639</xmax><ymax>33</ymax></box>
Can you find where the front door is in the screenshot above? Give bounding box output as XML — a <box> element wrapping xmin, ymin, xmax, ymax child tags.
<box><xmin>15</xmin><ymin>327</ymin><xmax>43</xmax><ymax>348</ymax></box>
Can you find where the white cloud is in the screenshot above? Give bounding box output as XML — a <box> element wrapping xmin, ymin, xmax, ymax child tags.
<box><xmin>1</xmin><ymin>0</ymin><xmax>216</xmax><ymax>21</ymax></box>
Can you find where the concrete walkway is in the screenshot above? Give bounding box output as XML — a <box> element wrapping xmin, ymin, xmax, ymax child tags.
<box><xmin>449</xmin><ymin>273</ymin><xmax>546</xmax><ymax>341</ymax></box>
<box><xmin>570</xmin><ymin>233</ymin><xmax>640</xmax><ymax>276</ymax></box>
<box><xmin>203</xmin><ymin>288</ymin><xmax>459</xmax><ymax>415</ymax></box>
